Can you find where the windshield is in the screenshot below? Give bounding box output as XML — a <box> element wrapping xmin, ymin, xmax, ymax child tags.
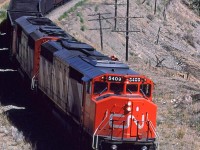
<box><xmin>140</xmin><ymin>84</ymin><xmax>151</xmax><ymax>97</ymax></box>
<box><xmin>110</xmin><ymin>83</ymin><xmax>124</xmax><ymax>94</ymax></box>
<box><xmin>94</xmin><ymin>81</ymin><xmax>108</xmax><ymax>94</ymax></box>
<box><xmin>126</xmin><ymin>84</ymin><xmax>138</xmax><ymax>93</ymax></box>
<box><xmin>93</xmin><ymin>79</ymin><xmax>151</xmax><ymax>97</ymax></box>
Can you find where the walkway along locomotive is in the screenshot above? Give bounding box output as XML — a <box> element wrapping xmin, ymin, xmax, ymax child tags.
<box><xmin>6</xmin><ymin>1</ymin><xmax>159</xmax><ymax>150</ymax></box>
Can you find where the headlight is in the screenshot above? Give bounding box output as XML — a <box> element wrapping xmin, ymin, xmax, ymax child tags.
<box><xmin>127</xmin><ymin>101</ymin><xmax>132</xmax><ymax>106</ymax></box>
<box><xmin>141</xmin><ymin>146</ymin><xmax>148</xmax><ymax>150</ymax></box>
<box><xmin>126</xmin><ymin>106</ymin><xmax>131</xmax><ymax>112</ymax></box>
<box><xmin>111</xmin><ymin>144</ymin><xmax>117</xmax><ymax>150</ymax></box>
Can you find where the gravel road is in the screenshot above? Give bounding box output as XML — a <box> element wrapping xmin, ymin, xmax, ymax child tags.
<box><xmin>46</xmin><ymin>0</ymin><xmax>82</xmax><ymax>21</ymax></box>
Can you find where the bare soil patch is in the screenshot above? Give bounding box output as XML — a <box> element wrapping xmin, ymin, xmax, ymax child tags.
<box><xmin>0</xmin><ymin>0</ymin><xmax>9</xmax><ymax>8</ymax></box>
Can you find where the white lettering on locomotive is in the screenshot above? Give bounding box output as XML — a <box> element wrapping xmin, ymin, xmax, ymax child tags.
<box><xmin>109</xmin><ymin>114</ymin><xmax>145</xmax><ymax>129</ymax></box>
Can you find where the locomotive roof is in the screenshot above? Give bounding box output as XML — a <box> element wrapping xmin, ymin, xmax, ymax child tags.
<box><xmin>39</xmin><ymin>40</ymin><xmax>138</xmax><ymax>81</ymax></box>
<box><xmin>15</xmin><ymin>16</ymin><xmax>72</xmax><ymax>39</ymax></box>
<box><xmin>8</xmin><ymin>0</ymin><xmax>42</xmax><ymax>26</ymax></box>
<box><xmin>15</xmin><ymin>16</ymin><xmax>139</xmax><ymax>81</ymax></box>
<box><xmin>54</xmin><ymin>49</ymin><xmax>138</xmax><ymax>81</ymax></box>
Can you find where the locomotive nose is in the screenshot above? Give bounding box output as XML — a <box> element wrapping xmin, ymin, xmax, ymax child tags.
<box><xmin>109</xmin><ymin>97</ymin><xmax>156</xmax><ymax>138</ymax></box>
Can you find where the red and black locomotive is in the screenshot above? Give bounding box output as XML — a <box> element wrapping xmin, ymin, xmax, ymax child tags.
<box><xmin>5</xmin><ymin>0</ymin><xmax>158</xmax><ymax>149</ymax></box>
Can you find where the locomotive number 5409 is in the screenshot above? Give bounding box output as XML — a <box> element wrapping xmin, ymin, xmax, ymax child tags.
<box><xmin>108</xmin><ymin>76</ymin><xmax>122</xmax><ymax>82</ymax></box>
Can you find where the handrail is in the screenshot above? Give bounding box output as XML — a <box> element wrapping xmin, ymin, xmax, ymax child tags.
<box><xmin>92</xmin><ymin>110</ymin><xmax>108</xmax><ymax>149</ymax></box>
<box><xmin>92</xmin><ymin>114</ymin><xmax>159</xmax><ymax>150</ymax></box>
<box><xmin>31</xmin><ymin>70</ymin><xmax>39</xmax><ymax>90</ymax></box>
<box><xmin>149</xmin><ymin>121</ymin><xmax>159</xmax><ymax>150</ymax></box>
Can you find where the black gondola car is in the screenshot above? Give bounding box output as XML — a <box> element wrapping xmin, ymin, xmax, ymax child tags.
<box><xmin>40</xmin><ymin>0</ymin><xmax>55</xmax><ymax>14</ymax></box>
<box><xmin>6</xmin><ymin>0</ymin><xmax>42</xmax><ymax>56</ymax></box>
<box><xmin>8</xmin><ymin>0</ymin><xmax>41</xmax><ymax>25</ymax></box>
<box><xmin>54</xmin><ymin>0</ymin><xmax>63</xmax><ymax>6</ymax></box>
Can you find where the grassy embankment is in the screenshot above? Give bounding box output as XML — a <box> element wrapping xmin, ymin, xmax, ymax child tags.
<box><xmin>0</xmin><ymin>3</ymin><xmax>8</xmax><ymax>23</ymax></box>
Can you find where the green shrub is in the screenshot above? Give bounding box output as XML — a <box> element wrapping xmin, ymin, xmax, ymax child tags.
<box><xmin>77</xmin><ymin>12</ymin><xmax>84</xmax><ymax>23</ymax></box>
<box><xmin>0</xmin><ymin>3</ymin><xmax>8</xmax><ymax>22</ymax></box>
<box><xmin>81</xmin><ymin>25</ymin><xmax>86</xmax><ymax>31</ymax></box>
<box><xmin>59</xmin><ymin>0</ymin><xmax>87</xmax><ymax>21</ymax></box>
<box><xmin>95</xmin><ymin>5</ymin><xmax>99</xmax><ymax>12</ymax></box>
<box><xmin>0</xmin><ymin>11</ymin><xmax>7</xmax><ymax>22</ymax></box>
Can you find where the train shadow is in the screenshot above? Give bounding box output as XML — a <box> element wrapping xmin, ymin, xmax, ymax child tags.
<box><xmin>0</xmin><ymin>71</ymin><xmax>78</xmax><ymax>150</ymax></box>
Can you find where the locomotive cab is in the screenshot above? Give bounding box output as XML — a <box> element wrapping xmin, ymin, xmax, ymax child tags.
<box><xmin>92</xmin><ymin>75</ymin><xmax>152</xmax><ymax>100</ymax></box>
<box><xmin>83</xmin><ymin>74</ymin><xmax>158</xmax><ymax>150</ymax></box>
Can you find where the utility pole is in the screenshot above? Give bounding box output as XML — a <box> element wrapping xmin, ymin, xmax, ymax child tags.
<box><xmin>154</xmin><ymin>0</ymin><xmax>157</xmax><ymax>14</ymax></box>
<box><xmin>155</xmin><ymin>24</ymin><xmax>172</xmax><ymax>45</ymax></box>
<box><xmin>88</xmin><ymin>13</ymin><xmax>111</xmax><ymax>51</ymax></box>
<box><xmin>104</xmin><ymin>0</ymin><xmax>125</xmax><ymax>30</ymax></box>
<box><xmin>89</xmin><ymin>1</ymin><xmax>142</xmax><ymax>60</ymax></box>
<box><xmin>114</xmin><ymin>0</ymin><xmax>117</xmax><ymax>30</ymax></box>
<box><xmin>112</xmin><ymin>0</ymin><xmax>141</xmax><ymax>61</ymax></box>
<box><xmin>124</xmin><ymin>0</ymin><xmax>142</xmax><ymax>61</ymax></box>
<box><xmin>98</xmin><ymin>13</ymin><xmax>103</xmax><ymax>51</ymax></box>
<box><xmin>155</xmin><ymin>26</ymin><xmax>161</xmax><ymax>45</ymax></box>
<box><xmin>126</xmin><ymin>0</ymin><xmax>130</xmax><ymax>61</ymax></box>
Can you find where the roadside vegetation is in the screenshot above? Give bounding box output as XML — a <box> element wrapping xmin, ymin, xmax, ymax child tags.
<box><xmin>77</xmin><ymin>12</ymin><xmax>86</xmax><ymax>31</ymax></box>
<box><xmin>58</xmin><ymin>0</ymin><xmax>87</xmax><ymax>21</ymax></box>
<box><xmin>0</xmin><ymin>3</ymin><xmax>8</xmax><ymax>23</ymax></box>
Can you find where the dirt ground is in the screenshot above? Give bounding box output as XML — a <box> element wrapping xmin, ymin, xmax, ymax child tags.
<box><xmin>0</xmin><ymin>0</ymin><xmax>9</xmax><ymax>8</ymax></box>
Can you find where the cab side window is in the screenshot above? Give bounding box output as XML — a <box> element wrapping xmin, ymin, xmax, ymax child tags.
<box><xmin>126</xmin><ymin>84</ymin><xmax>138</xmax><ymax>93</ymax></box>
<box><xmin>110</xmin><ymin>83</ymin><xmax>123</xmax><ymax>94</ymax></box>
<box><xmin>86</xmin><ymin>82</ymin><xmax>91</xmax><ymax>94</ymax></box>
<box><xmin>94</xmin><ymin>82</ymin><xmax>108</xmax><ymax>94</ymax></box>
<box><xmin>140</xmin><ymin>84</ymin><xmax>151</xmax><ymax>97</ymax></box>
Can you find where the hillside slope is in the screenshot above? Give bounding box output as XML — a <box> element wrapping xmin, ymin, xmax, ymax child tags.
<box><xmin>48</xmin><ymin>0</ymin><xmax>200</xmax><ymax>149</ymax></box>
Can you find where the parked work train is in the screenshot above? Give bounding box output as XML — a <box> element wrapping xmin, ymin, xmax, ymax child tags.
<box><xmin>5</xmin><ymin>0</ymin><xmax>158</xmax><ymax>149</ymax></box>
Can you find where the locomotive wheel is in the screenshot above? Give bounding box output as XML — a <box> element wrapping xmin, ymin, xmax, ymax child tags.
<box><xmin>148</xmin><ymin>144</ymin><xmax>156</xmax><ymax>150</ymax></box>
